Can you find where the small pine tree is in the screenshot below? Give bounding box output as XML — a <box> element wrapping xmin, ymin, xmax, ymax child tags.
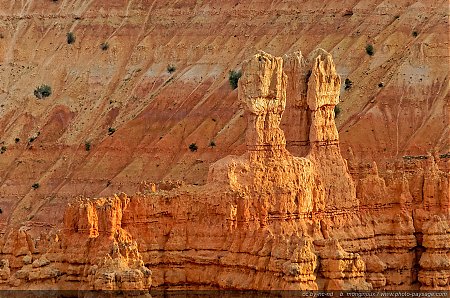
<box><xmin>167</xmin><ymin>64</ymin><xmax>176</xmax><ymax>73</ymax></box>
<box><xmin>366</xmin><ymin>44</ymin><xmax>374</xmax><ymax>56</ymax></box>
<box><xmin>100</xmin><ymin>42</ymin><xmax>109</xmax><ymax>51</ymax></box>
<box><xmin>34</xmin><ymin>85</ymin><xmax>52</xmax><ymax>99</ymax></box>
<box><xmin>344</xmin><ymin>78</ymin><xmax>353</xmax><ymax>90</ymax></box>
<box><xmin>67</xmin><ymin>32</ymin><xmax>76</xmax><ymax>44</ymax></box>
<box><xmin>189</xmin><ymin>143</ymin><xmax>198</xmax><ymax>152</ymax></box>
<box><xmin>228</xmin><ymin>70</ymin><xmax>242</xmax><ymax>89</ymax></box>
<box><xmin>108</xmin><ymin>127</ymin><xmax>116</xmax><ymax>135</ymax></box>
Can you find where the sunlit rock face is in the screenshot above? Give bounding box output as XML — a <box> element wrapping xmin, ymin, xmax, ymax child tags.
<box><xmin>0</xmin><ymin>1</ymin><xmax>448</xmax><ymax>289</ymax></box>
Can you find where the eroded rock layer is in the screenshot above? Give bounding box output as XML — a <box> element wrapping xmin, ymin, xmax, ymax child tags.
<box><xmin>0</xmin><ymin>49</ymin><xmax>447</xmax><ymax>291</ymax></box>
<box><xmin>0</xmin><ymin>0</ymin><xmax>448</xmax><ymax>229</ymax></box>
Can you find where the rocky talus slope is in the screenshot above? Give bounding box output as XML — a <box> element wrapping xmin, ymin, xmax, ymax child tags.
<box><xmin>0</xmin><ymin>49</ymin><xmax>447</xmax><ymax>291</ymax></box>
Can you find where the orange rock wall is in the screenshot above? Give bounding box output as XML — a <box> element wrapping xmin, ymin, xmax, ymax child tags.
<box><xmin>0</xmin><ymin>49</ymin><xmax>447</xmax><ymax>291</ymax></box>
<box><xmin>0</xmin><ymin>0</ymin><xmax>448</xmax><ymax>292</ymax></box>
<box><xmin>0</xmin><ymin>0</ymin><xmax>448</xmax><ymax>229</ymax></box>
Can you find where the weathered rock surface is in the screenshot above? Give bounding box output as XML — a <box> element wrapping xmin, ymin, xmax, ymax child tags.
<box><xmin>63</xmin><ymin>195</ymin><xmax>152</xmax><ymax>291</ymax></box>
<box><xmin>0</xmin><ymin>48</ymin><xmax>445</xmax><ymax>291</ymax></box>
<box><xmin>0</xmin><ymin>195</ymin><xmax>152</xmax><ymax>291</ymax></box>
<box><xmin>0</xmin><ymin>0</ymin><xmax>448</xmax><ymax>229</ymax></box>
<box><xmin>0</xmin><ymin>2</ymin><xmax>448</xmax><ymax>287</ymax></box>
<box><xmin>417</xmin><ymin>213</ymin><xmax>450</xmax><ymax>290</ymax></box>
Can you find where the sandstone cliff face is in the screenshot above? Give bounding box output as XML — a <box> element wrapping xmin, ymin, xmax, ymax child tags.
<box><xmin>0</xmin><ymin>0</ymin><xmax>447</xmax><ymax>229</ymax></box>
<box><xmin>0</xmin><ymin>195</ymin><xmax>151</xmax><ymax>291</ymax></box>
<box><xmin>418</xmin><ymin>214</ymin><xmax>450</xmax><ymax>290</ymax></box>
<box><xmin>63</xmin><ymin>195</ymin><xmax>152</xmax><ymax>291</ymax></box>
<box><xmin>0</xmin><ymin>0</ymin><xmax>448</xmax><ymax>288</ymax></box>
<box><xmin>0</xmin><ymin>48</ymin><xmax>442</xmax><ymax>291</ymax></box>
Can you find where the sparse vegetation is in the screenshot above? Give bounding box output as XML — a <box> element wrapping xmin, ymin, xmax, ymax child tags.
<box><xmin>32</xmin><ymin>183</ymin><xmax>40</xmax><ymax>190</ymax></box>
<box><xmin>85</xmin><ymin>141</ymin><xmax>91</xmax><ymax>151</ymax></box>
<box><xmin>366</xmin><ymin>44</ymin><xmax>374</xmax><ymax>56</ymax></box>
<box><xmin>100</xmin><ymin>42</ymin><xmax>109</xmax><ymax>51</ymax></box>
<box><xmin>108</xmin><ymin>127</ymin><xmax>116</xmax><ymax>135</ymax></box>
<box><xmin>67</xmin><ymin>32</ymin><xmax>76</xmax><ymax>44</ymax></box>
<box><xmin>334</xmin><ymin>105</ymin><xmax>341</xmax><ymax>117</ymax></box>
<box><xmin>228</xmin><ymin>70</ymin><xmax>242</xmax><ymax>89</ymax></box>
<box><xmin>189</xmin><ymin>143</ymin><xmax>198</xmax><ymax>152</ymax></box>
<box><xmin>0</xmin><ymin>146</ymin><xmax>6</xmax><ymax>154</ymax></box>
<box><xmin>412</xmin><ymin>31</ymin><xmax>418</xmax><ymax>37</ymax></box>
<box><xmin>34</xmin><ymin>84</ymin><xmax>52</xmax><ymax>99</ymax></box>
<box><xmin>209</xmin><ymin>141</ymin><xmax>216</xmax><ymax>147</ymax></box>
<box><xmin>28</xmin><ymin>132</ymin><xmax>40</xmax><ymax>143</ymax></box>
<box><xmin>167</xmin><ymin>64</ymin><xmax>176</xmax><ymax>73</ymax></box>
<box><xmin>440</xmin><ymin>153</ymin><xmax>450</xmax><ymax>159</ymax></box>
<box><xmin>344</xmin><ymin>78</ymin><xmax>353</xmax><ymax>90</ymax></box>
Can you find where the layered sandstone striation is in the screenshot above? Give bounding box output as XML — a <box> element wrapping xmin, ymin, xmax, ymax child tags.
<box><xmin>0</xmin><ymin>46</ymin><xmax>448</xmax><ymax>291</ymax></box>
<box><xmin>0</xmin><ymin>0</ymin><xmax>448</xmax><ymax>228</ymax></box>
<box><xmin>0</xmin><ymin>49</ymin><xmax>354</xmax><ymax>290</ymax></box>
<box><xmin>418</xmin><ymin>215</ymin><xmax>450</xmax><ymax>290</ymax></box>
<box><xmin>0</xmin><ymin>195</ymin><xmax>151</xmax><ymax>291</ymax></box>
<box><xmin>63</xmin><ymin>195</ymin><xmax>152</xmax><ymax>291</ymax></box>
<box><xmin>0</xmin><ymin>0</ymin><xmax>448</xmax><ymax>292</ymax></box>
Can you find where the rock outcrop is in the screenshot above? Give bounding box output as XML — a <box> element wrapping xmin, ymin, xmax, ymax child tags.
<box><xmin>0</xmin><ymin>195</ymin><xmax>152</xmax><ymax>292</ymax></box>
<box><xmin>62</xmin><ymin>195</ymin><xmax>152</xmax><ymax>292</ymax></box>
<box><xmin>418</xmin><ymin>215</ymin><xmax>450</xmax><ymax>290</ymax></box>
<box><xmin>0</xmin><ymin>48</ymin><xmax>447</xmax><ymax>291</ymax></box>
<box><xmin>0</xmin><ymin>0</ymin><xmax>447</xmax><ymax>226</ymax></box>
<box><xmin>0</xmin><ymin>259</ymin><xmax>10</xmax><ymax>283</ymax></box>
<box><xmin>315</xmin><ymin>239</ymin><xmax>370</xmax><ymax>290</ymax></box>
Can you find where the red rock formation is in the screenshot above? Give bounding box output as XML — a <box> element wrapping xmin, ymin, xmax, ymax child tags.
<box><xmin>315</xmin><ymin>239</ymin><xmax>370</xmax><ymax>290</ymax></box>
<box><xmin>62</xmin><ymin>195</ymin><xmax>152</xmax><ymax>291</ymax></box>
<box><xmin>418</xmin><ymin>215</ymin><xmax>450</xmax><ymax>290</ymax></box>
<box><xmin>0</xmin><ymin>194</ymin><xmax>151</xmax><ymax>291</ymax></box>
<box><xmin>0</xmin><ymin>0</ymin><xmax>447</xmax><ymax>220</ymax></box>
<box><xmin>0</xmin><ymin>45</ymin><xmax>448</xmax><ymax>291</ymax></box>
